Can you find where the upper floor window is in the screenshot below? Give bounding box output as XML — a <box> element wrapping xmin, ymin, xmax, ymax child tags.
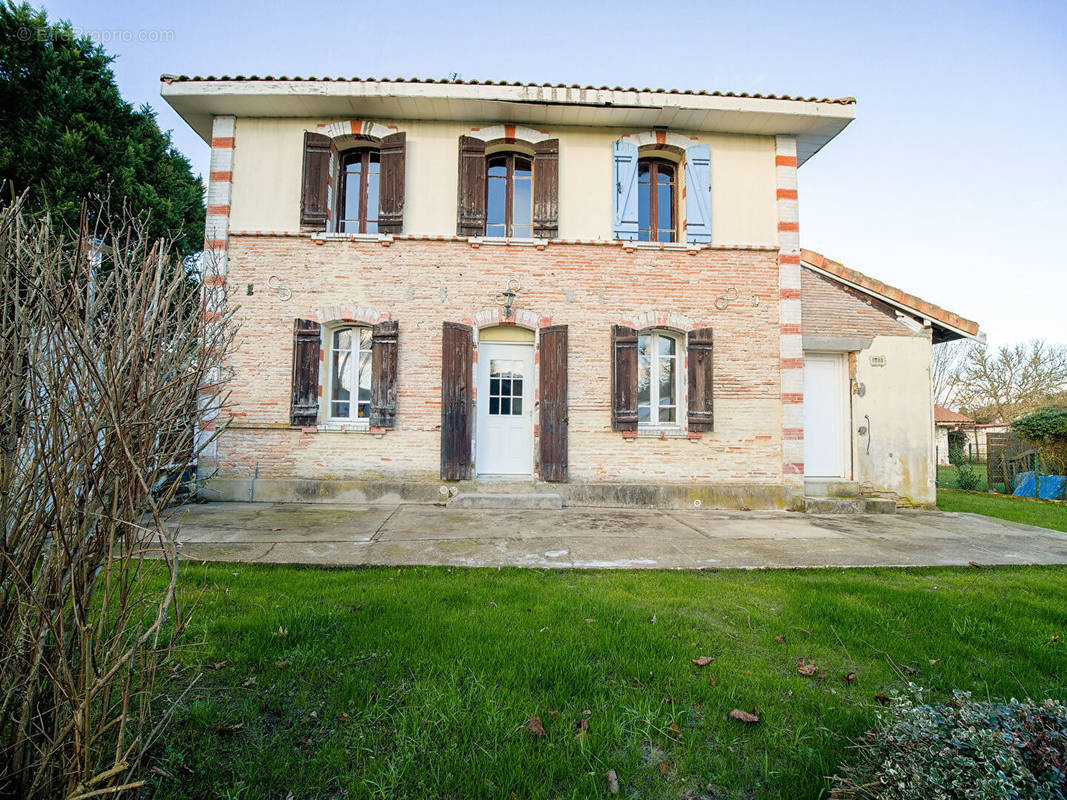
<box><xmin>338</xmin><ymin>149</ymin><xmax>380</xmax><ymax>234</ymax></box>
<box><xmin>486</xmin><ymin>152</ymin><xmax>533</xmax><ymax>238</ymax></box>
<box><xmin>328</xmin><ymin>326</ymin><xmax>372</xmax><ymax>421</ymax></box>
<box><xmin>637</xmin><ymin>330</ymin><xmax>680</xmax><ymax>426</ymax></box>
<box><xmin>638</xmin><ymin>158</ymin><xmax>676</xmax><ymax>243</ymax></box>
<box><xmin>612</xmin><ymin>139</ymin><xmax>710</xmax><ymax>244</ymax></box>
<box><xmin>456</xmin><ymin>135</ymin><xmax>559</xmax><ymax>239</ymax></box>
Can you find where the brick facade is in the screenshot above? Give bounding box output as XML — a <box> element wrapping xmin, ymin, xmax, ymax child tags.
<box><xmin>801</xmin><ymin>268</ymin><xmax>923</xmax><ymax>340</ymax></box>
<box><xmin>211</xmin><ymin>234</ymin><xmax>786</xmax><ymax>486</ymax></box>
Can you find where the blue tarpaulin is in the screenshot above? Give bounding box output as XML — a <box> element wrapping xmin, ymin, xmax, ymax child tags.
<box><xmin>1013</xmin><ymin>471</ymin><xmax>1067</xmax><ymax>500</ymax></box>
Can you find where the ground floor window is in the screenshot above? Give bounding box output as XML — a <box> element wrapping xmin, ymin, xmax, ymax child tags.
<box><xmin>638</xmin><ymin>330</ymin><xmax>680</xmax><ymax>425</ymax></box>
<box><xmin>328</xmin><ymin>326</ymin><xmax>372</xmax><ymax>421</ymax></box>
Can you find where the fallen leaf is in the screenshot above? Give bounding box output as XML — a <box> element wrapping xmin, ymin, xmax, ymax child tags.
<box><xmin>336</xmin><ymin>712</ymin><xmax>350</xmax><ymax>721</ymax></box>
<box><xmin>212</xmin><ymin>661</ymin><xmax>227</xmax><ymax>670</ymax></box>
<box><xmin>902</xmin><ymin>665</ymin><xmax>919</xmax><ymax>676</ymax></box>
<box><xmin>548</xmin><ymin>710</ymin><xmax>560</xmax><ymax>717</ymax></box>
<box><xmin>728</xmin><ymin>708</ymin><xmax>760</xmax><ymax>724</ymax></box>
<box><xmin>668</xmin><ymin>633</ymin><xmax>682</xmax><ymax>639</ymax></box>
<box><xmin>929</xmin><ymin>659</ymin><xmax>940</xmax><ymax>666</ymax></box>
<box><xmin>843</xmin><ymin>672</ymin><xmax>857</xmax><ymax>684</ymax></box>
<box><xmin>526</xmin><ymin>716</ymin><xmax>545</xmax><ymax>737</ymax></box>
<box><xmin>214</xmin><ymin>723</ymin><xmax>243</xmax><ymax>735</ymax></box>
<box><xmin>605</xmin><ymin>769</ymin><xmax>619</xmax><ymax>794</ymax></box>
<box><xmin>708</xmin><ymin>677</ymin><xmax>717</xmax><ymax>686</ymax></box>
<box><xmin>874</xmin><ymin>694</ymin><xmax>891</xmax><ymax>706</ymax></box>
<box><xmin>669</xmin><ymin>722</ymin><xmax>681</xmax><ymax>735</ymax></box>
<box><xmin>659</xmin><ymin>761</ymin><xmax>668</xmax><ymax>774</ymax></box>
<box><xmin>796</xmin><ymin>658</ymin><xmax>818</xmax><ymax>677</ymax></box>
<box><xmin>774</xmin><ymin>635</ymin><xmax>786</xmax><ymax>644</ymax></box>
<box><xmin>692</xmin><ymin>656</ymin><xmax>715</xmax><ymax>666</ymax></box>
<box><xmin>1052</xmin><ymin>635</ymin><xmax>1060</xmax><ymax>644</ymax></box>
<box><xmin>816</xmin><ymin>671</ymin><xmax>827</xmax><ymax>680</ymax></box>
<box><xmin>275</xmin><ymin>659</ymin><xmax>289</xmax><ymax>668</ymax></box>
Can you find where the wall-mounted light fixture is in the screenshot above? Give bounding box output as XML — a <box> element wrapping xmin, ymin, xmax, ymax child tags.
<box><xmin>499</xmin><ymin>279</ymin><xmax>520</xmax><ymax>319</ymax></box>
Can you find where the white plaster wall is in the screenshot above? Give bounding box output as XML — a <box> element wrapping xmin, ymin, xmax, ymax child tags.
<box><xmin>851</xmin><ymin>335</ymin><xmax>936</xmax><ymax>504</ymax></box>
<box><xmin>228</xmin><ymin>118</ymin><xmax>778</xmax><ymax>245</ymax></box>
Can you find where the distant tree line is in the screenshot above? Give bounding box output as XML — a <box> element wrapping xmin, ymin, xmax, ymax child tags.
<box><xmin>933</xmin><ymin>338</ymin><xmax>1067</xmax><ymax>423</ymax></box>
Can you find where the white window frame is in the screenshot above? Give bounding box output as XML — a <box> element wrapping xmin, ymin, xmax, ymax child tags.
<box><xmin>325</xmin><ymin>325</ymin><xmax>372</xmax><ymax>425</ymax></box>
<box><xmin>638</xmin><ymin>329</ymin><xmax>682</xmax><ymax>428</ymax></box>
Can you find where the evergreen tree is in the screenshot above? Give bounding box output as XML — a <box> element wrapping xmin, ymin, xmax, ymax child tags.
<box><xmin>0</xmin><ymin>2</ymin><xmax>203</xmax><ymax>256</ymax></box>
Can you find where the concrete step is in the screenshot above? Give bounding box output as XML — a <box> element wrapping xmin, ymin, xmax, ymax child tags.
<box><xmin>803</xmin><ymin>496</ymin><xmax>897</xmax><ymax>515</ymax></box>
<box><xmin>447</xmin><ymin>492</ymin><xmax>564</xmax><ymax>510</ymax></box>
<box><xmin>803</xmin><ymin>479</ymin><xmax>862</xmax><ymax>498</ymax></box>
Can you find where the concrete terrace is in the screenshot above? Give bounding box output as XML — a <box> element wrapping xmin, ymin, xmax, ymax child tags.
<box><xmin>165</xmin><ymin>503</ymin><xmax>1067</xmax><ymax>570</ymax></box>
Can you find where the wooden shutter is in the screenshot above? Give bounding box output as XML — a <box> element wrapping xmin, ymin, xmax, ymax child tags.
<box><xmin>684</xmin><ymin>144</ymin><xmax>712</xmax><ymax>243</ymax></box>
<box><xmin>538</xmin><ymin>325</ymin><xmax>568</xmax><ymax>481</ymax></box>
<box><xmin>687</xmin><ymin>327</ymin><xmax>714</xmax><ymax>431</ymax></box>
<box><xmin>370</xmin><ymin>320</ymin><xmax>399</xmax><ymax>428</ymax></box>
<box><xmin>378</xmin><ymin>132</ymin><xmax>406</xmax><ymax>234</ymax></box>
<box><xmin>532</xmin><ymin>138</ymin><xmax>559</xmax><ymax>239</ymax></box>
<box><xmin>440</xmin><ymin>322</ymin><xmax>473</xmax><ymax>480</ymax></box>
<box><xmin>290</xmin><ymin>318</ymin><xmax>321</xmax><ymax>426</ymax></box>
<box><xmin>300</xmin><ymin>132</ymin><xmax>331</xmax><ymax>230</ymax></box>
<box><xmin>612</xmin><ymin>140</ymin><xmax>639</xmax><ymax>241</ymax></box>
<box><xmin>457</xmin><ymin>136</ymin><xmax>487</xmax><ymax>236</ymax></box>
<box><xmin>611</xmin><ymin>325</ymin><xmax>638</xmax><ymax>430</ymax></box>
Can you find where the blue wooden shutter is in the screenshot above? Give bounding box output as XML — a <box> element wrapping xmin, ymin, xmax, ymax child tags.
<box><xmin>612</xmin><ymin>140</ymin><xmax>639</xmax><ymax>240</ymax></box>
<box><xmin>684</xmin><ymin>144</ymin><xmax>712</xmax><ymax>243</ymax></box>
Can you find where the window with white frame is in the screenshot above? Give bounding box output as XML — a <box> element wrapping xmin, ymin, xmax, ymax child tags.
<box><xmin>328</xmin><ymin>326</ymin><xmax>372</xmax><ymax>421</ymax></box>
<box><xmin>637</xmin><ymin>330</ymin><xmax>680</xmax><ymax>425</ymax></box>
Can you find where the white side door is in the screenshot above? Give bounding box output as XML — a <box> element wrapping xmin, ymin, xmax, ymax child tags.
<box><xmin>803</xmin><ymin>353</ymin><xmax>848</xmax><ymax>478</ymax></box>
<box><xmin>476</xmin><ymin>342</ymin><xmax>535</xmax><ymax>475</ymax></box>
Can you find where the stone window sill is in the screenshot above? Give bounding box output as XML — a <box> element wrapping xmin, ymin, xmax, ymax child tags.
<box><xmin>302</xmin><ymin>422</ymin><xmax>388</xmax><ymax>437</ymax></box>
<box><xmin>311</xmin><ymin>232</ymin><xmax>394</xmax><ymax>245</ymax></box>
<box><xmin>621</xmin><ymin>427</ymin><xmax>701</xmax><ymax>441</ymax></box>
<box><xmin>467</xmin><ymin>236</ymin><xmax>549</xmax><ymax>248</ymax></box>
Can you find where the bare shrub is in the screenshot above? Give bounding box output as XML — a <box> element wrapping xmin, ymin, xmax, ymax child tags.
<box><xmin>0</xmin><ymin>197</ymin><xmax>232</xmax><ymax>798</ymax></box>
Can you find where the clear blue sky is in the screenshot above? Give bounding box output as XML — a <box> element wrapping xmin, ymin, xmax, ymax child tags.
<box><xmin>45</xmin><ymin>0</ymin><xmax>1067</xmax><ymax>349</ymax></box>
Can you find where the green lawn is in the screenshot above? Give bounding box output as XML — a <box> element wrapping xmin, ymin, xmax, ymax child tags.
<box><xmin>938</xmin><ymin>488</ymin><xmax>1067</xmax><ymax>532</ymax></box>
<box><xmin>147</xmin><ymin>564</ymin><xmax>1066</xmax><ymax>800</ymax></box>
<box><xmin>936</xmin><ymin>463</ymin><xmax>1004</xmax><ymax>492</ymax></box>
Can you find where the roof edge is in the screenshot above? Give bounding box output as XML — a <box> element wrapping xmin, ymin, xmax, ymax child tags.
<box><xmin>158</xmin><ymin>74</ymin><xmax>855</xmax><ymax>105</ymax></box>
<box><xmin>801</xmin><ymin>248</ymin><xmax>982</xmax><ymax>342</ymax></box>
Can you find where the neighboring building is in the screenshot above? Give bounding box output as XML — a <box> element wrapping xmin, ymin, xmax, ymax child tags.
<box><xmin>934</xmin><ymin>405</ymin><xmax>975</xmax><ymax>465</ymax></box>
<box><xmin>162</xmin><ymin>76</ymin><xmax>981</xmax><ymax>508</ymax></box>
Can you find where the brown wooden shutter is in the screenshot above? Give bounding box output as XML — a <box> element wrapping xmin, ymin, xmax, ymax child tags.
<box><xmin>440</xmin><ymin>322</ymin><xmax>473</xmax><ymax>480</ymax></box>
<box><xmin>290</xmin><ymin>318</ymin><xmax>321</xmax><ymax>425</ymax></box>
<box><xmin>687</xmin><ymin>327</ymin><xmax>715</xmax><ymax>431</ymax></box>
<box><xmin>378</xmin><ymin>132</ymin><xmax>406</xmax><ymax>234</ymax></box>
<box><xmin>532</xmin><ymin>138</ymin><xmax>559</xmax><ymax>239</ymax></box>
<box><xmin>538</xmin><ymin>325</ymin><xmax>568</xmax><ymax>482</ymax></box>
<box><xmin>370</xmin><ymin>320</ymin><xmax>399</xmax><ymax>428</ymax></box>
<box><xmin>456</xmin><ymin>136</ymin><xmax>486</xmax><ymax>236</ymax></box>
<box><xmin>611</xmin><ymin>325</ymin><xmax>638</xmax><ymax>431</ymax></box>
<box><xmin>300</xmin><ymin>132</ymin><xmax>331</xmax><ymax>230</ymax></box>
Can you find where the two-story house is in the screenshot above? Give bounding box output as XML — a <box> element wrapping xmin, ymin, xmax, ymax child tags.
<box><xmin>162</xmin><ymin>76</ymin><xmax>981</xmax><ymax>509</ymax></box>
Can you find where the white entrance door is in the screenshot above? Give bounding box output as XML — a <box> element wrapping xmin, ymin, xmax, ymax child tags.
<box><xmin>803</xmin><ymin>353</ymin><xmax>848</xmax><ymax>478</ymax></box>
<box><xmin>476</xmin><ymin>342</ymin><xmax>535</xmax><ymax>475</ymax></box>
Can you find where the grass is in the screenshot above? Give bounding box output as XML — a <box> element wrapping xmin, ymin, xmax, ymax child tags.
<box><xmin>936</xmin><ymin>462</ymin><xmax>1005</xmax><ymax>492</ymax></box>
<box><xmin>147</xmin><ymin>564</ymin><xmax>1066</xmax><ymax>799</ymax></box>
<box><xmin>938</xmin><ymin>488</ymin><xmax>1067</xmax><ymax>533</ymax></box>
